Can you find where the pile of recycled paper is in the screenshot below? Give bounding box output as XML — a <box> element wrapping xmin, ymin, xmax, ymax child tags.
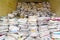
<box><xmin>0</xmin><ymin>2</ymin><xmax>60</xmax><ymax>40</ymax></box>
<box><xmin>0</xmin><ymin>16</ymin><xmax>60</xmax><ymax>40</ymax></box>
<box><xmin>8</xmin><ymin>2</ymin><xmax>56</xmax><ymax>18</ymax></box>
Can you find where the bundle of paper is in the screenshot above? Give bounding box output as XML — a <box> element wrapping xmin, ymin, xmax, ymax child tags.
<box><xmin>0</xmin><ymin>17</ymin><xmax>9</xmax><ymax>35</ymax></box>
<box><xmin>18</xmin><ymin>18</ymin><xmax>28</xmax><ymax>30</ymax></box>
<box><xmin>5</xmin><ymin>33</ymin><xmax>19</xmax><ymax>40</ymax></box>
<box><xmin>9</xmin><ymin>25</ymin><xmax>19</xmax><ymax>33</ymax></box>
<box><xmin>37</xmin><ymin>17</ymin><xmax>50</xmax><ymax>26</ymax></box>
<box><xmin>19</xmin><ymin>29</ymin><xmax>29</xmax><ymax>37</ymax></box>
<box><xmin>28</xmin><ymin>16</ymin><xmax>37</xmax><ymax>26</ymax></box>
<box><xmin>52</xmin><ymin>32</ymin><xmax>60</xmax><ymax>38</ymax></box>
<box><xmin>18</xmin><ymin>18</ymin><xmax>27</xmax><ymax>25</ymax></box>
<box><xmin>8</xmin><ymin>18</ymin><xmax>18</xmax><ymax>25</ymax></box>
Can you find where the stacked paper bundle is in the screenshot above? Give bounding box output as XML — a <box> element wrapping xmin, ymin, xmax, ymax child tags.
<box><xmin>0</xmin><ymin>17</ymin><xmax>8</xmax><ymax>40</ymax></box>
<box><xmin>0</xmin><ymin>17</ymin><xmax>8</xmax><ymax>34</ymax></box>
<box><xmin>37</xmin><ymin>17</ymin><xmax>50</xmax><ymax>26</ymax></box>
<box><xmin>4</xmin><ymin>33</ymin><xmax>19</xmax><ymax>40</ymax></box>
<box><xmin>37</xmin><ymin>17</ymin><xmax>51</xmax><ymax>40</ymax></box>
<box><xmin>8</xmin><ymin>18</ymin><xmax>19</xmax><ymax>33</ymax></box>
<box><xmin>49</xmin><ymin>17</ymin><xmax>60</xmax><ymax>40</ymax></box>
<box><xmin>18</xmin><ymin>18</ymin><xmax>29</xmax><ymax>40</ymax></box>
<box><xmin>48</xmin><ymin>20</ymin><xmax>59</xmax><ymax>32</ymax></box>
<box><xmin>5</xmin><ymin>18</ymin><xmax>19</xmax><ymax>40</ymax></box>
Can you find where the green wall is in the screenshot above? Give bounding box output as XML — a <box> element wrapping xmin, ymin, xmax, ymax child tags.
<box><xmin>0</xmin><ymin>0</ymin><xmax>17</xmax><ymax>16</ymax></box>
<box><xmin>49</xmin><ymin>0</ymin><xmax>60</xmax><ymax>16</ymax></box>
